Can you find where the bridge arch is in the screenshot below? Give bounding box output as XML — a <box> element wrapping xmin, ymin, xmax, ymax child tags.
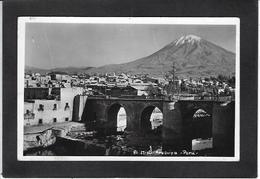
<box><xmin>193</xmin><ymin>109</ymin><xmax>211</xmax><ymax>119</ymax></box>
<box><xmin>192</xmin><ymin>108</ymin><xmax>212</xmax><ymax>140</ymax></box>
<box><xmin>181</xmin><ymin>102</ymin><xmax>213</xmax><ymax>122</ymax></box>
<box><xmin>191</xmin><ymin>103</ymin><xmax>212</xmax><ymax>116</ymax></box>
<box><xmin>179</xmin><ymin>102</ymin><xmax>214</xmax><ymax>150</ymax></box>
<box><xmin>105</xmin><ymin>102</ymin><xmax>128</xmax><ymax>134</ymax></box>
<box><xmin>140</xmin><ymin>105</ymin><xmax>163</xmax><ymax>132</ymax></box>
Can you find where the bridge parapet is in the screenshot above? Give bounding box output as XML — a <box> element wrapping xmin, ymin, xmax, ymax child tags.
<box><xmin>86</xmin><ymin>96</ymin><xmax>234</xmax><ymax>104</ymax></box>
<box><xmin>87</xmin><ymin>96</ymin><xmax>170</xmax><ymax>102</ymax></box>
<box><xmin>175</xmin><ymin>95</ymin><xmax>234</xmax><ymax>102</ymax></box>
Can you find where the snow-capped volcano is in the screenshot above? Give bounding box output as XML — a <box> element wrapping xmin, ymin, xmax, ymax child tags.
<box><xmin>86</xmin><ymin>34</ymin><xmax>236</xmax><ymax>78</ymax></box>
<box><xmin>174</xmin><ymin>34</ymin><xmax>201</xmax><ymax>45</ymax></box>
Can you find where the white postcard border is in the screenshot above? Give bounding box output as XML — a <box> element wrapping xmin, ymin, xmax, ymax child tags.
<box><xmin>17</xmin><ymin>17</ymin><xmax>240</xmax><ymax>161</ymax></box>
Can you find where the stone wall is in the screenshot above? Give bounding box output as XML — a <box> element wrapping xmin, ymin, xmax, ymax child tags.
<box><xmin>82</xmin><ymin>98</ymin><xmax>163</xmax><ymax>134</ymax></box>
<box><xmin>212</xmin><ymin>101</ymin><xmax>235</xmax><ymax>156</ymax></box>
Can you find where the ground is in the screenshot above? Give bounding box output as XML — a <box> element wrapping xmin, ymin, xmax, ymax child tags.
<box><xmin>24</xmin><ymin>121</ymin><xmax>85</xmax><ymax>134</ymax></box>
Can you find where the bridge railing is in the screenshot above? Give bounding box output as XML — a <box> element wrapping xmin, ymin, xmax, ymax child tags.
<box><xmin>87</xmin><ymin>94</ymin><xmax>235</xmax><ymax>101</ymax></box>
<box><xmin>175</xmin><ymin>95</ymin><xmax>234</xmax><ymax>101</ymax></box>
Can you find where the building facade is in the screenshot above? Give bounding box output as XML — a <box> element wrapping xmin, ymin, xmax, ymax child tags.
<box><xmin>24</xmin><ymin>87</ymin><xmax>83</xmax><ymax>126</ymax></box>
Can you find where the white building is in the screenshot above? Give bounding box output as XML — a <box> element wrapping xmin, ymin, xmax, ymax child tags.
<box><xmin>24</xmin><ymin>87</ymin><xmax>84</xmax><ymax>126</ymax></box>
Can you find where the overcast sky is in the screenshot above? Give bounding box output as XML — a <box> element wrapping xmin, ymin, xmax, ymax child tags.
<box><xmin>25</xmin><ymin>23</ymin><xmax>236</xmax><ymax>69</ymax></box>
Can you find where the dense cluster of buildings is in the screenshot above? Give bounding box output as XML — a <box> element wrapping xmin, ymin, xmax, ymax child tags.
<box><xmin>24</xmin><ymin>72</ymin><xmax>160</xmax><ymax>126</ymax></box>
<box><xmin>24</xmin><ymin>71</ymin><xmax>235</xmax><ymax>126</ymax></box>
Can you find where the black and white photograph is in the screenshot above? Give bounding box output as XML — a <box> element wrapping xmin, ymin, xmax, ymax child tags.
<box><xmin>18</xmin><ymin>17</ymin><xmax>239</xmax><ymax>161</ymax></box>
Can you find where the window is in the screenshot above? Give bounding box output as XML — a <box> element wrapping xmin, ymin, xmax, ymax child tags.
<box><xmin>64</xmin><ymin>103</ymin><xmax>70</xmax><ymax>110</ymax></box>
<box><xmin>53</xmin><ymin>104</ymin><xmax>57</xmax><ymax>110</ymax></box>
<box><xmin>53</xmin><ymin>118</ymin><xmax>57</xmax><ymax>123</ymax></box>
<box><xmin>38</xmin><ymin>119</ymin><xmax>43</xmax><ymax>124</ymax></box>
<box><xmin>65</xmin><ymin>117</ymin><xmax>69</xmax><ymax>121</ymax></box>
<box><xmin>38</xmin><ymin>104</ymin><xmax>44</xmax><ymax>111</ymax></box>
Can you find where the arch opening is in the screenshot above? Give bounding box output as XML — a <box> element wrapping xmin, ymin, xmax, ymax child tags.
<box><xmin>117</xmin><ymin>107</ymin><xmax>127</xmax><ymax>132</ymax></box>
<box><xmin>107</xmin><ymin>103</ymin><xmax>127</xmax><ymax>134</ymax></box>
<box><xmin>191</xmin><ymin>108</ymin><xmax>212</xmax><ymax>151</ymax></box>
<box><xmin>140</xmin><ymin>106</ymin><xmax>163</xmax><ymax>133</ymax></box>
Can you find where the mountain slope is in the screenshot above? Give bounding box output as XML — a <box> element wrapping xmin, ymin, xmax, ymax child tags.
<box><xmin>25</xmin><ymin>66</ymin><xmax>94</xmax><ymax>75</ymax></box>
<box><xmin>87</xmin><ymin>35</ymin><xmax>236</xmax><ymax>78</ymax></box>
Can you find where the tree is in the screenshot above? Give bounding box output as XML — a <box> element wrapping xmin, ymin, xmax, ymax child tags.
<box><xmin>204</xmin><ymin>77</ymin><xmax>210</xmax><ymax>81</ymax></box>
<box><xmin>169</xmin><ymin>61</ymin><xmax>177</xmax><ymax>81</ymax></box>
<box><xmin>228</xmin><ymin>76</ymin><xmax>235</xmax><ymax>87</ymax></box>
<box><xmin>146</xmin><ymin>85</ymin><xmax>161</xmax><ymax>97</ymax></box>
<box><xmin>224</xmin><ymin>86</ymin><xmax>231</xmax><ymax>95</ymax></box>
<box><xmin>164</xmin><ymin>61</ymin><xmax>180</xmax><ymax>95</ymax></box>
<box><xmin>165</xmin><ymin>73</ymin><xmax>170</xmax><ymax>81</ymax></box>
<box><xmin>217</xmin><ymin>74</ymin><xmax>229</xmax><ymax>82</ymax></box>
<box><xmin>180</xmin><ymin>79</ymin><xmax>187</xmax><ymax>92</ymax></box>
<box><xmin>212</xmin><ymin>86</ymin><xmax>218</xmax><ymax>96</ymax></box>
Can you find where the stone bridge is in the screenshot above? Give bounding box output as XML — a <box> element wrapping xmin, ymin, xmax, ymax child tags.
<box><xmin>79</xmin><ymin>96</ymin><xmax>235</xmax><ymax>155</ymax></box>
